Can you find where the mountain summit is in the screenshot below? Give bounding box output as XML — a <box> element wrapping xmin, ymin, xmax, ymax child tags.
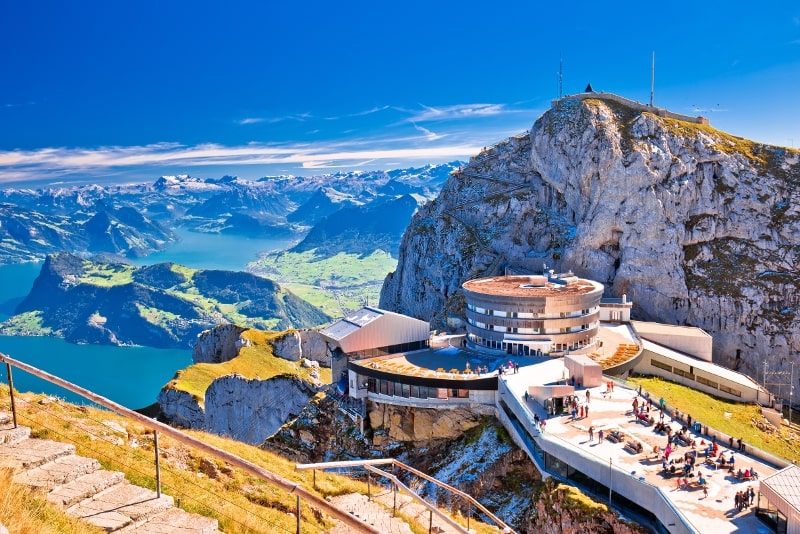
<box><xmin>381</xmin><ymin>94</ymin><xmax>800</xmax><ymax>380</ymax></box>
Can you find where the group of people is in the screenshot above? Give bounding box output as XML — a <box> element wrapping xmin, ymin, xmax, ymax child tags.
<box><xmin>734</xmin><ymin>487</ymin><xmax>755</xmax><ymax>511</ymax></box>
<box><xmin>569</xmin><ymin>396</ymin><xmax>590</xmax><ymax>420</ymax></box>
<box><xmin>735</xmin><ymin>467</ymin><xmax>758</xmax><ymax>481</ymax></box>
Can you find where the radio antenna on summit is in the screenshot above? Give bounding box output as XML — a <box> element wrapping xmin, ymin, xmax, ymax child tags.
<box><xmin>558</xmin><ymin>56</ymin><xmax>563</xmax><ymax>99</ymax></box>
<box><xmin>650</xmin><ymin>51</ymin><xmax>655</xmax><ymax>107</ymax></box>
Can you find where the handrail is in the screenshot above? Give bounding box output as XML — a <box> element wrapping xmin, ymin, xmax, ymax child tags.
<box><xmin>297</xmin><ymin>458</ymin><xmax>515</xmax><ymax>533</ymax></box>
<box><xmin>362</xmin><ymin>465</ymin><xmax>468</xmax><ymax>534</ymax></box>
<box><xmin>0</xmin><ymin>352</ymin><xmax>381</xmax><ymax>534</ymax></box>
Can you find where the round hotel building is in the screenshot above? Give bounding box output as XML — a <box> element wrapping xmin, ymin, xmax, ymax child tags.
<box><xmin>462</xmin><ymin>273</ymin><xmax>604</xmax><ymax>356</ymax></box>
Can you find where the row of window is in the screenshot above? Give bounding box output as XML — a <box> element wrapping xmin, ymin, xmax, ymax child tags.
<box><xmin>366</xmin><ymin>378</ymin><xmax>469</xmax><ymax>399</ymax></box>
<box><xmin>467</xmin><ymin>334</ymin><xmax>594</xmax><ymax>353</ymax></box>
<box><xmin>469</xmin><ymin>305</ymin><xmax>596</xmax><ymax>320</ymax></box>
<box><xmin>469</xmin><ymin>318</ymin><xmax>595</xmax><ymax>335</ymax></box>
<box><xmin>649</xmin><ymin>358</ymin><xmax>742</xmax><ymax>397</ymax></box>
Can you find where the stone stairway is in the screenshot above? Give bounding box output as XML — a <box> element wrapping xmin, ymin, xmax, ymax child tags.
<box><xmin>0</xmin><ymin>413</ymin><xmax>220</xmax><ymax>533</ymax></box>
<box><xmin>326</xmin><ymin>493</ymin><xmax>414</xmax><ymax>534</ymax></box>
<box><xmin>327</xmin><ymin>490</ymin><xmax>472</xmax><ymax>534</ymax></box>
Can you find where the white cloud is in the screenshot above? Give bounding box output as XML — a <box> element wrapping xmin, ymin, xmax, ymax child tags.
<box><xmin>0</xmin><ymin>138</ymin><xmax>481</xmax><ymax>184</ymax></box>
<box><xmin>411</xmin><ymin>122</ymin><xmax>444</xmax><ymax>141</ymax></box>
<box><xmin>408</xmin><ymin>103</ymin><xmax>513</xmax><ymax>123</ymax></box>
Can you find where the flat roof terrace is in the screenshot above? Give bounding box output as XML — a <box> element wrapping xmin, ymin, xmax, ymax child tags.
<box><xmin>462</xmin><ymin>275</ymin><xmax>601</xmax><ymax>298</ymax></box>
<box><xmin>350</xmin><ymin>334</ymin><xmax>548</xmax><ymax>382</ymax></box>
<box><xmin>502</xmin><ymin>369</ymin><xmax>780</xmax><ymax>533</ymax></box>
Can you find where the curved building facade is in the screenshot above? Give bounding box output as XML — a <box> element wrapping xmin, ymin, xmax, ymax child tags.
<box><xmin>462</xmin><ymin>273</ymin><xmax>604</xmax><ymax>356</ymax></box>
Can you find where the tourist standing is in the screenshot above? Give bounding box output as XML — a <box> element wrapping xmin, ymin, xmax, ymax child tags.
<box><xmin>586</xmin><ymin>389</ymin><xmax>591</xmax><ymax>404</ymax></box>
<box><xmin>589</xmin><ymin>426</ymin><xmax>594</xmax><ymax>441</ymax></box>
<box><xmin>585</xmin><ymin>404</ymin><xmax>590</xmax><ymax>417</ymax></box>
<box><xmin>748</xmin><ymin>486</ymin><xmax>755</xmax><ymax>506</ymax></box>
<box><xmin>598</xmin><ymin>429</ymin><xmax>604</xmax><ymax>442</ymax></box>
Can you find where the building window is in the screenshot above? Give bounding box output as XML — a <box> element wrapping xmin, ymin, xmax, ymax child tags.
<box><xmin>651</xmin><ymin>359</ymin><xmax>672</xmax><ymax>372</ymax></box>
<box><xmin>696</xmin><ymin>375</ymin><xmax>719</xmax><ymax>389</ymax></box>
<box><xmin>719</xmin><ymin>384</ymin><xmax>742</xmax><ymax>397</ymax></box>
<box><xmin>673</xmin><ymin>368</ymin><xmax>695</xmax><ymax>380</ymax></box>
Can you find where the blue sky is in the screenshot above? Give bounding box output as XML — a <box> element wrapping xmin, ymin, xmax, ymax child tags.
<box><xmin>1</xmin><ymin>1</ymin><xmax>798</xmax><ymax>185</ymax></box>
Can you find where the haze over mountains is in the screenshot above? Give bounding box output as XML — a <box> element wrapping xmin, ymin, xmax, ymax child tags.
<box><xmin>0</xmin><ymin>162</ymin><xmax>461</xmax><ymax>265</ymax></box>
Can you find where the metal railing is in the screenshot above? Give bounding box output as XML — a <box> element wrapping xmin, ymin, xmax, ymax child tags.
<box><xmin>297</xmin><ymin>458</ymin><xmax>515</xmax><ymax>534</ymax></box>
<box><xmin>0</xmin><ymin>352</ymin><xmax>381</xmax><ymax>534</ymax></box>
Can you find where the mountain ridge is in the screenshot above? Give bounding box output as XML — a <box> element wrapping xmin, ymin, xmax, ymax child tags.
<box><xmin>2</xmin><ymin>252</ymin><xmax>330</xmax><ymax>349</ymax></box>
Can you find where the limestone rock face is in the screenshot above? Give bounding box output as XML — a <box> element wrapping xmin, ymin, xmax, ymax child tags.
<box><xmin>367</xmin><ymin>403</ymin><xmax>495</xmax><ymax>442</ymax></box>
<box><xmin>381</xmin><ymin>97</ymin><xmax>800</xmax><ymax>383</ymax></box>
<box><xmin>157</xmin><ymin>388</ymin><xmax>204</xmax><ymax>429</ymax></box>
<box><xmin>270</xmin><ymin>329</ymin><xmax>331</xmax><ymax>367</ymax></box>
<box><xmin>203</xmin><ymin>374</ymin><xmax>318</xmax><ymax>445</ymax></box>
<box><xmin>192</xmin><ymin>324</ymin><xmax>249</xmax><ymax>364</ymax></box>
<box><xmin>158</xmin><ymin>373</ymin><xmax>320</xmax><ymax>445</ymax></box>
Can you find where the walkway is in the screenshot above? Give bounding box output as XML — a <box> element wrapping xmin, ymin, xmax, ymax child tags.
<box><xmin>0</xmin><ymin>412</ymin><xmax>220</xmax><ymax>533</ymax></box>
<box><xmin>328</xmin><ymin>491</ymin><xmax>469</xmax><ymax>534</ymax></box>
<box><xmin>501</xmin><ymin>368</ymin><xmax>778</xmax><ymax>534</ymax></box>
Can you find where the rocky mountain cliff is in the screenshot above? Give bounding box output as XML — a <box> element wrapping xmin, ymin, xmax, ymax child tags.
<box><xmin>381</xmin><ymin>96</ymin><xmax>800</xmax><ymax>383</ymax></box>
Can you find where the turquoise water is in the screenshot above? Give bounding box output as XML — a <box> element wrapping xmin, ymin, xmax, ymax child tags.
<box><xmin>0</xmin><ymin>335</ymin><xmax>190</xmax><ymax>409</ymax></box>
<box><xmin>0</xmin><ymin>229</ymin><xmax>295</xmax><ymax>408</ymax></box>
<box><xmin>132</xmin><ymin>228</ymin><xmax>295</xmax><ymax>271</ymax></box>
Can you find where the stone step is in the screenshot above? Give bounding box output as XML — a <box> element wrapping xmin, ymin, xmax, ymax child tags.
<box><xmin>0</xmin><ymin>423</ymin><xmax>31</xmax><ymax>446</ymax></box>
<box><xmin>120</xmin><ymin>507</ymin><xmax>220</xmax><ymax>533</ymax></box>
<box><xmin>67</xmin><ymin>481</ymin><xmax>174</xmax><ymax>532</ymax></box>
<box><xmin>328</xmin><ymin>493</ymin><xmax>414</xmax><ymax>534</ymax></box>
<box><xmin>48</xmin><ymin>469</ymin><xmax>127</xmax><ymax>508</ymax></box>
<box><xmin>0</xmin><ymin>438</ymin><xmax>75</xmax><ymax>470</ymax></box>
<box><xmin>14</xmin><ymin>454</ymin><xmax>101</xmax><ymax>490</ymax></box>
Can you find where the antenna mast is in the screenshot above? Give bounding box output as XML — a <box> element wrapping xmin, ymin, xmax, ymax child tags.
<box><xmin>650</xmin><ymin>51</ymin><xmax>655</xmax><ymax>107</ymax></box>
<box><xmin>558</xmin><ymin>56</ymin><xmax>563</xmax><ymax>99</ymax></box>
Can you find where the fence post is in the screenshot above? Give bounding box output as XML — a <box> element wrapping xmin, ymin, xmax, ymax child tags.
<box><xmin>296</xmin><ymin>494</ymin><xmax>301</xmax><ymax>534</ymax></box>
<box><xmin>6</xmin><ymin>362</ymin><xmax>17</xmax><ymax>428</ymax></box>
<box><xmin>154</xmin><ymin>430</ymin><xmax>162</xmax><ymax>498</ymax></box>
<box><xmin>367</xmin><ymin>471</ymin><xmax>371</xmax><ymax>500</ymax></box>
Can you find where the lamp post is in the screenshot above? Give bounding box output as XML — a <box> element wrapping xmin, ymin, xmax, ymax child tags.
<box><xmin>608</xmin><ymin>457</ymin><xmax>612</xmax><ymax>505</ymax></box>
<box><xmin>790</xmin><ymin>361</ymin><xmax>795</xmax><ymax>428</ymax></box>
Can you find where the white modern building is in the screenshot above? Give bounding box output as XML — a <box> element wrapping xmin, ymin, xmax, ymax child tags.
<box><xmin>462</xmin><ymin>272</ymin><xmax>604</xmax><ymax>356</ymax></box>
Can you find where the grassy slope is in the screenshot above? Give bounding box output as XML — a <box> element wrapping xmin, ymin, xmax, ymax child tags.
<box><xmin>628</xmin><ymin>375</ymin><xmax>800</xmax><ymax>462</ymax></box>
<box><xmin>0</xmin><ymin>387</ymin><xmax>360</xmax><ymax>534</ymax></box>
<box><xmin>248</xmin><ymin>248</ymin><xmax>397</xmax><ymax>317</ymax></box>
<box><xmin>0</xmin><ymin>386</ymin><xmax>501</xmax><ymax>534</ymax></box>
<box><xmin>164</xmin><ymin>329</ymin><xmax>332</xmax><ymax>404</ymax></box>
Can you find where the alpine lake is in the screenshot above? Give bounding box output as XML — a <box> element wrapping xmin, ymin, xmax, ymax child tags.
<box><xmin>0</xmin><ymin>230</ymin><xmax>294</xmax><ymax>410</ymax></box>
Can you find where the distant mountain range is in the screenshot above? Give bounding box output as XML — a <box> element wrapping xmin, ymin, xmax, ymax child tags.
<box><xmin>0</xmin><ymin>162</ymin><xmax>462</xmax><ymax>265</ymax></box>
<box><xmin>1</xmin><ymin>252</ymin><xmax>330</xmax><ymax>349</ymax></box>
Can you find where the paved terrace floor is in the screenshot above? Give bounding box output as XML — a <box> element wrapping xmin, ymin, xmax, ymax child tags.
<box><xmin>502</xmin><ymin>368</ymin><xmax>778</xmax><ymax>534</ymax></box>
<box><xmin>360</xmin><ymin>327</ymin><xmax>641</xmax><ymax>379</ymax></box>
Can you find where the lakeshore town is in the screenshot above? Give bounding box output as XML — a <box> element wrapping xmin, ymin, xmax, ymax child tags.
<box><xmin>320</xmin><ymin>271</ymin><xmax>798</xmax><ymax>534</ymax></box>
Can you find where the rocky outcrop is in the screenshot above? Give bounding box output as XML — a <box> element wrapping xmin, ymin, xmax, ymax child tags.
<box><xmin>524</xmin><ymin>478</ymin><xmax>646</xmax><ymax>534</ymax></box>
<box><xmin>367</xmin><ymin>402</ymin><xmax>495</xmax><ymax>443</ymax></box>
<box><xmin>381</xmin><ymin>96</ymin><xmax>800</xmax><ymax>383</ymax></box>
<box><xmin>270</xmin><ymin>329</ymin><xmax>332</xmax><ymax>367</ymax></box>
<box><xmin>193</xmin><ymin>324</ymin><xmax>249</xmax><ymax>364</ymax></box>
<box><xmin>204</xmin><ymin>374</ymin><xmax>319</xmax><ymax>445</ymax></box>
<box><xmin>158</xmin><ymin>374</ymin><xmax>320</xmax><ymax>445</ymax></box>
<box><xmin>156</xmin><ymin>388</ymin><xmax>205</xmax><ymax>430</ymax></box>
